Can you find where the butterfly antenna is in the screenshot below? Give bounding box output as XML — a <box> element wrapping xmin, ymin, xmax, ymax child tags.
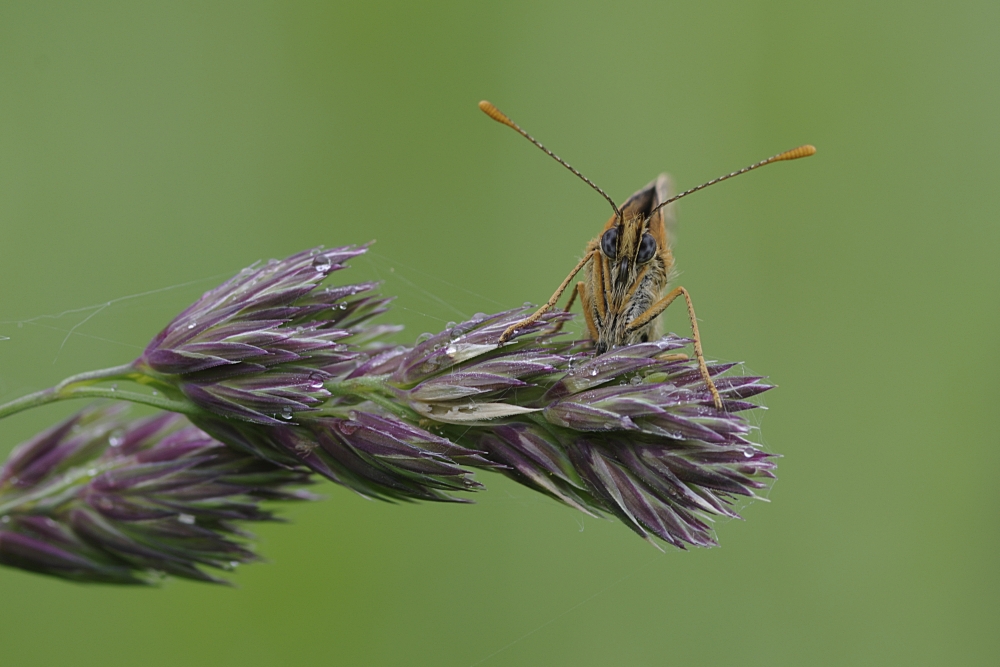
<box><xmin>650</xmin><ymin>145</ymin><xmax>816</xmax><ymax>215</ymax></box>
<box><xmin>479</xmin><ymin>100</ymin><xmax>621</xmax><ymax>220</ymax></box>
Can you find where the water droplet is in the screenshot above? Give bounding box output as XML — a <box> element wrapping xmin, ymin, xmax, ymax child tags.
<box><xmin>630</xmin><ymin>375</ymin><xmax>643</xmax><ymax>386</ymax></box>
<box><xmin>445</xmin><ymin>344</ymin><xmax>457</xmax><ymax>355</ymax></box>
<box><xmin>418</xmin><ymin>360</ymin><xmax>442</xmax><ymax>375</ymax></box>
<box><xmin>151</xmin><ymin>390</ymin><xmax>158</xmax><ymax>396</ymax></box>
<box><xmin>108</xmin><ymin>429</ymin><xmax>125</xmax><ymax>447</ymax></box>
<box><xmin>743</xmin><ymin>447</ymin><xmax>755</xmax><ymax>458</ymax></box>
<box><xmin>339</xmin><ymin>303</ymin><xmax>347</xmax><ymax>310</ymax></box>
<box><xmin>590</xmin><ymin>369</ymin><xmax>598</xmax><ymax>377</ymax></box>
<box><xmin>177</xmin><ymin>514</ymin><xmax>196</xmax><ymax>525</ymax></box>
<box><xmin>309</xmin><ymin>373</ymin><xmax>326</xmax><ymax>390</ymax></box>
<box><xmin>278</xmin><ymin>407</ymin><xmax>294</xmax><ymax>420</ymax></box>
<box><xmin>338</xmin><ymin>421</ymin><xmax>358</xmax><ymax>436</ymax></box>
<box><xmin>312</xmin><ymin>255</ymin><xmax>332</xmax><ymax>272</ymax></box>
<box><xmin>416</xmin><ymin>332</ymin><xmax>434</xmax><ymax>344</ymax></box>
<box><xmin>522</xmin><ymin>301</ymin><xmax>533</xmax><ymax>308</ymax></box>
<box><xmin>187</xmin><ymin>322</ymin><xmax>197</xmax><ymax>330</ymax></box>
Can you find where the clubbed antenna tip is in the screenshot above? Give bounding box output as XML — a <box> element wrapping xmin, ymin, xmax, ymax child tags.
<box><xmin>775</xmin><ymin>145</ymin><xmax>816</xmax><ymax>161</ymax></box>
<box><xmin>478</xmin><ymin>100</ymin><xmax>515</xmax><ymax>128</ymax></box>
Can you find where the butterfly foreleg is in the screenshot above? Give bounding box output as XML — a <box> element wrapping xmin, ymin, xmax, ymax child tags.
<box><xmin>626</xmin><ymin>286</ymin><xmax>723</xmax><ymax>410</ymax></box>
<box><xmin>499</xmin><ymin>250</ymin><xmax>597</xmax><ymax>344</ymax></box>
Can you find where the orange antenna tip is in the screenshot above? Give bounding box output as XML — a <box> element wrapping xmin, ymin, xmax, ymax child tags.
<box><xmin>775</xmin><ymin>144</ymin><xmax>816</xmax><ymax>161</ymax></box>
<box><xmin>478</xmin><ymin>100</ymin><xmax>516</xmax><ymax>129</ymax></box>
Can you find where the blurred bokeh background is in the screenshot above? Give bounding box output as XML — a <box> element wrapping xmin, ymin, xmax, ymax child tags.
<box><xmin>1</xmin><ymin>2</ymin><xmax>997</xmax><ymax>666</ymax></box>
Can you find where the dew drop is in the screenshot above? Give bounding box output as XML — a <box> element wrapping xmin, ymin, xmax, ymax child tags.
<box><xmin>419</xmin><ymin>358</ymin><xmax>443</xmax><ymax>375</ymax></box>
<box><xmin>590</xmin><ymin>369</ymin><xmax>598</xmax><ymax>377</ymax></box>
<box><xmin>309</xmin><ymin>373</ymin><xmax>326</xmax><ymax>390</ymax></box>
<box><xmin>108</xmin><ymin>429</ymin><xmax>126</xmax><ymax>447</ymax></box>
<box><xmin>445</xmin><ymin>344</ymin><xmax>457</xmax><ymax>355</ymax></box>
<box><xmin>278</xmin><ymin>407</ymin><xmax>294</xmax><ymax>420</ymax></box>
<box><xmin>187</xmin><ymin>322</ymin><xmax>197</xmax><ymax>330</ymax></box>
<box><xmin>522</xmin><ymin>301</ymin><xmax>533</xmax><ymax>308</ymax></box>
<box><xmin>312</xmin><ymin>255</ymin><xmax>333</xmax><ymax>272</ymax></box>
<box><xmin>151</xmin><ymin>390</ymin><xmax>158</xmax><ymax>396</ymax></box>
<box><xmin>338</xmin><ymin>303</ymin><xmax>347</xmax><ymax>310</ymax></box>
<box><xmin>743</xmin><ymin>447</ymin><xmax>755</xmax><ymax>458</ymax></box>
<box><xmin>416</xmin><ymin>332</ymin><xmax>434</xmax><ymax>344</ymax></box>
<box><xmin>630</xmin><ymin>375</ymin><xmax>643</xmax><ymax>386</ymax></box>
<box><xmin>177</xmin><ymin>514</ymin><xmax>196</xmax><ymax>525</ymax></box>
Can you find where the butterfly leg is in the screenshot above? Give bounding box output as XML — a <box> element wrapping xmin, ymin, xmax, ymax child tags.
<box><xmin>499</xmin><ymin>251</ymin><xmax>596</xmax><ymax>344</ymax></box>
<box><xmin>626</xmin><ymin>286</ymin><xmax>723</xmax><ymax>410</ymax></box>
<box><xmin>576</xmin><ymin>282</ymin><xmax>600</xmax><ymax>342</ymax></box>
<box><xmin>546</xmin><ymin>280</ymin><xmax>587</xmax><ymax>335</ymax></box>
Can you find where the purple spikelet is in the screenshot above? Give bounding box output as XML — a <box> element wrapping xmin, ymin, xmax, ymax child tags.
<box><xmin>137</xmin><ymin>246</ymin><xmax>397</xmax><ymax>425</ymax></box>
<box><xmin>0</xmin><ymin>406</ymin><xmax>314</xmax><ymax>584</ymax></box>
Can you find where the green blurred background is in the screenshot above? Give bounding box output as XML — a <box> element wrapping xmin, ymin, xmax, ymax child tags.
<box><xmin>1</xmin><ymin>2</ymin><xmax>997</xmax><ymax>665</ymax></box>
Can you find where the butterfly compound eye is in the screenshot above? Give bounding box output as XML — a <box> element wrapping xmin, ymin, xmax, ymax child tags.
<box><xmin>601</xmin><ymin>227</ymin><xmax>619</xmax><ymax>258</ymax></box>
<box><xmin>636</xmin><ymin>233</ymin><xmax>657</xmax><ymax>263</ymax></box>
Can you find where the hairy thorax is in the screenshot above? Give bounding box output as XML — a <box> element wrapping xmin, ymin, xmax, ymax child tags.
<box><xmin>584</xmin><ymin>212</ymin><xmax>673</xmax><ymax>354</ymax></box>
